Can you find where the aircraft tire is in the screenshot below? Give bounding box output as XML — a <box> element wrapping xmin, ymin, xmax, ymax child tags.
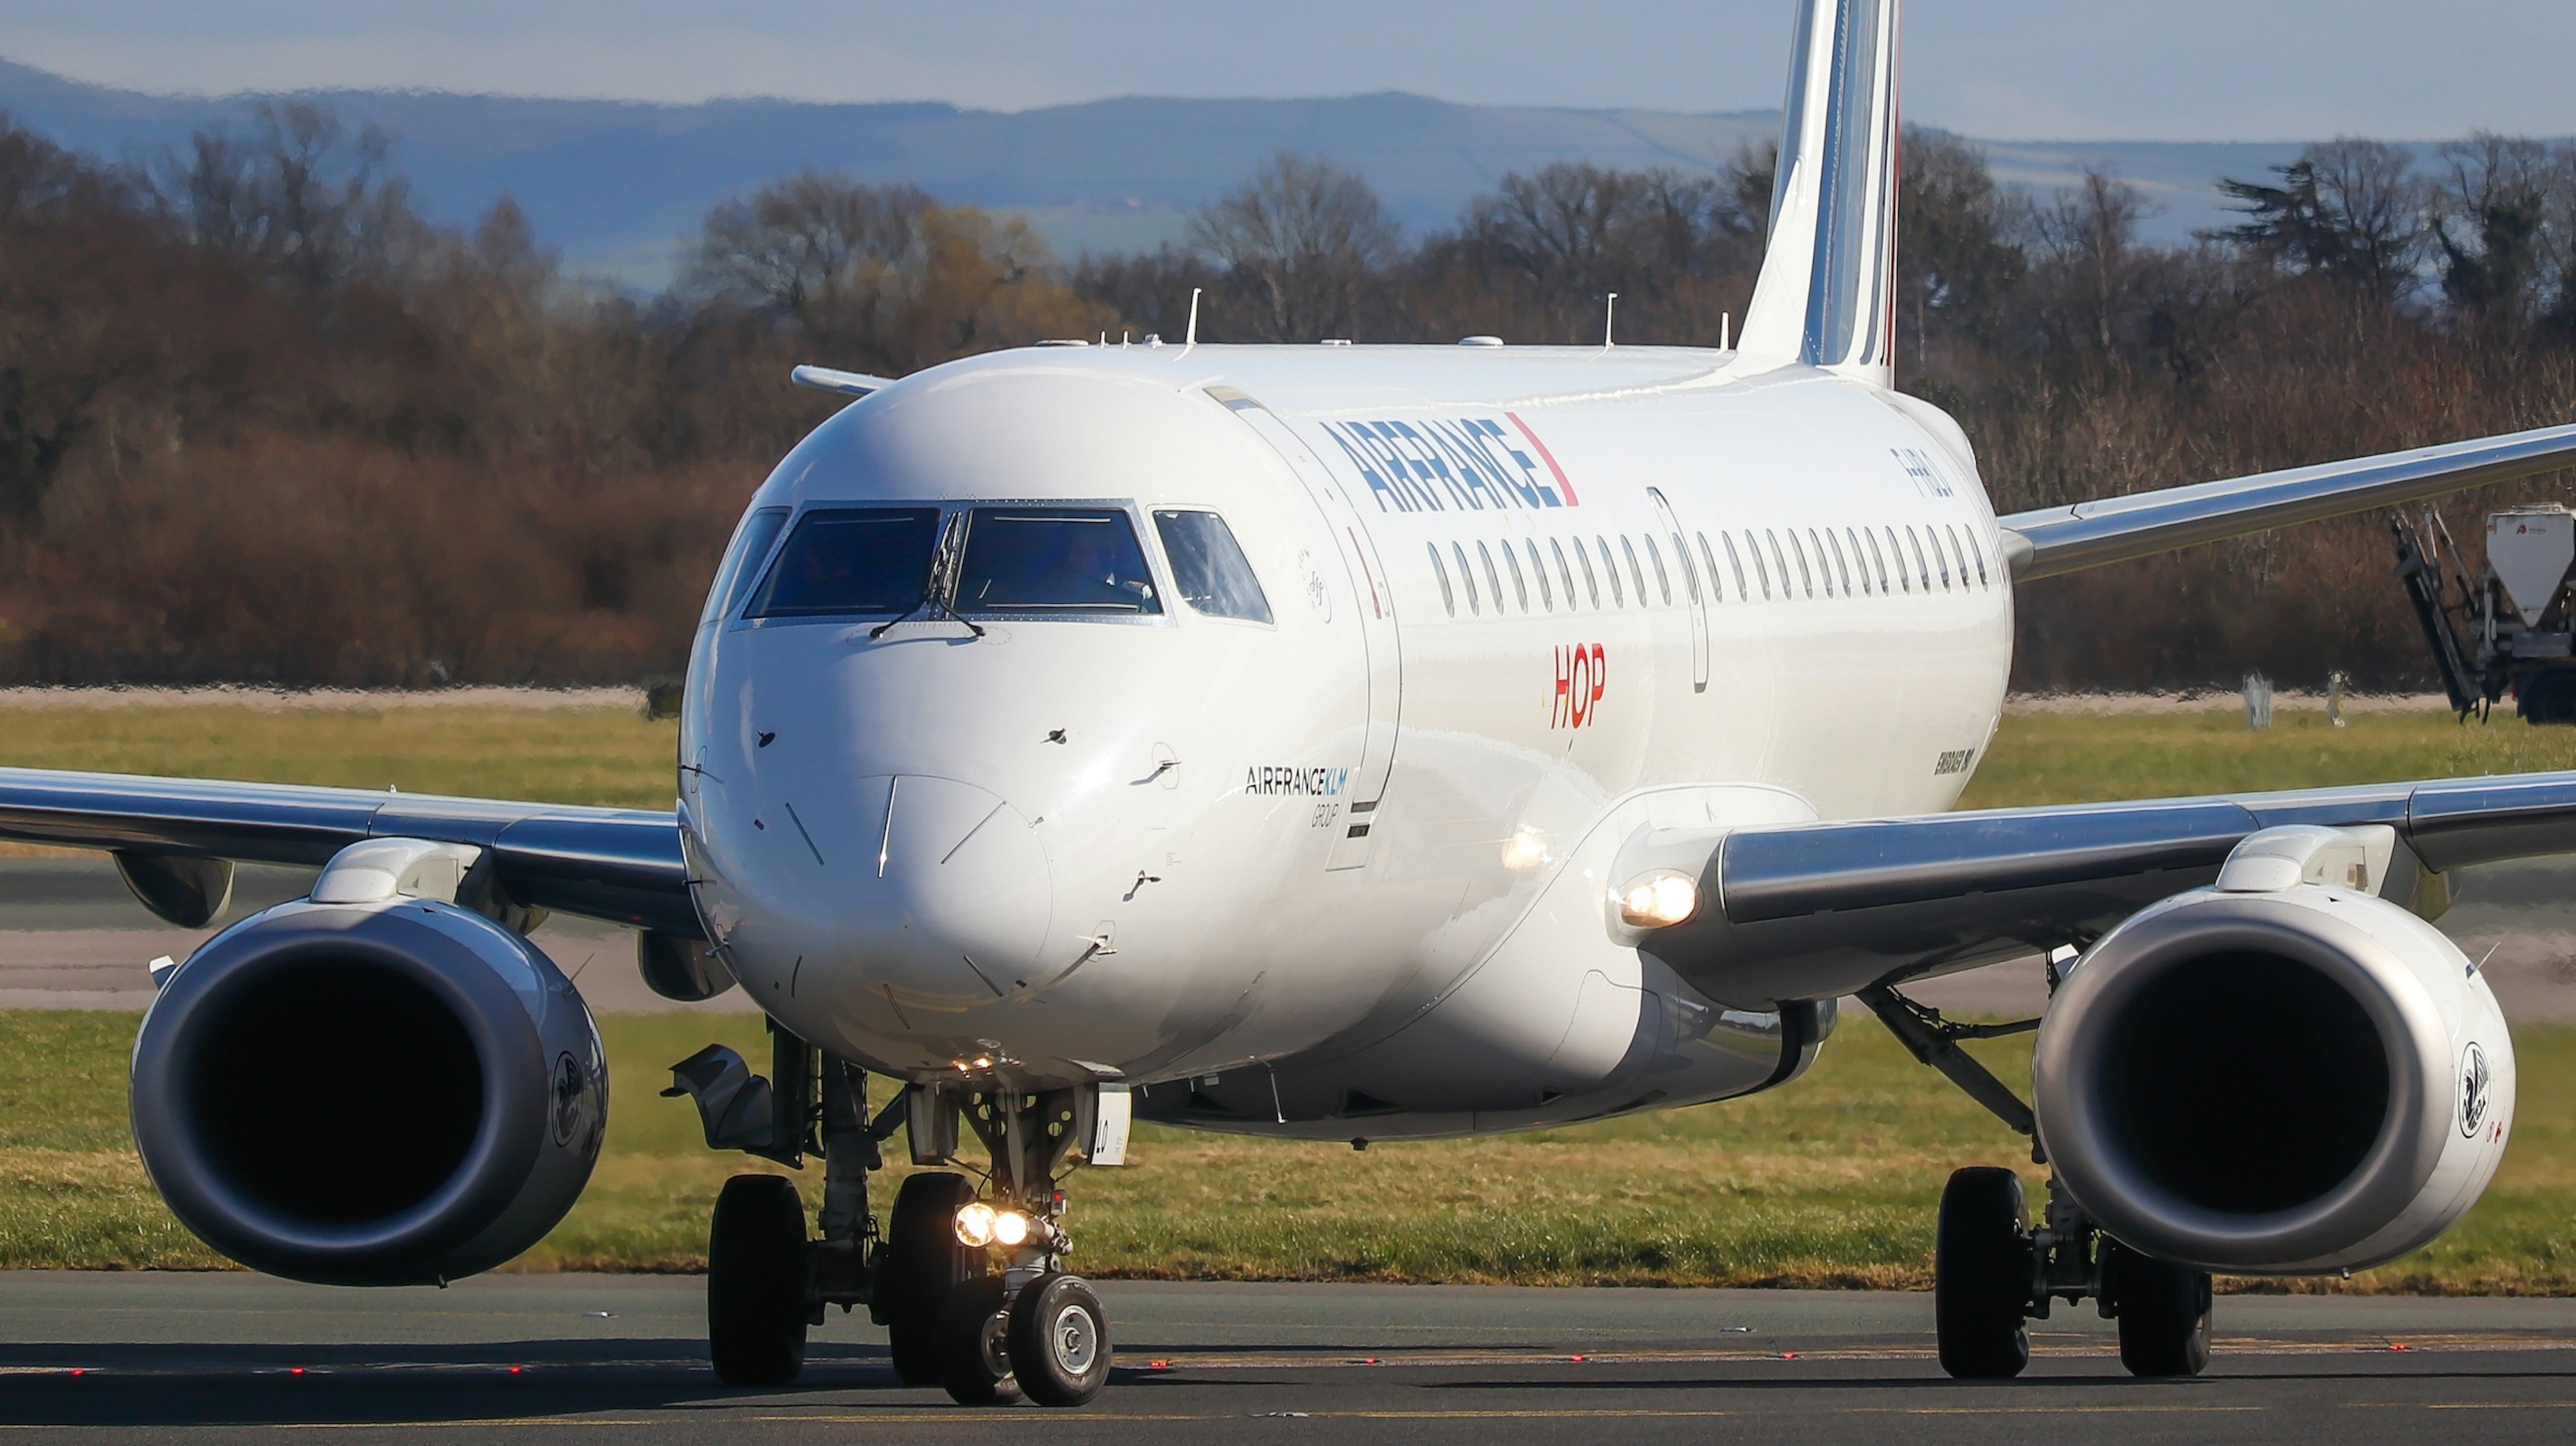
<box><xmin>937</xmin><ymin>1274</ymin><xmax>1022</xmax><ymax>1406</ymax></box>
<box><xmin>707</xmin><ymin>1174</ymin><xmax>809</xmax><ymax>1388</ymax></box>
<box><xmin>1935</xmin><ymin>1166</ymin><xmax>2033</xmax><ymax>1380</ymax></box>
<box><xmin>879</xmin><ymin>1172</ymin><xmax>982</xmax><ymax>1385</ymax></box>
<box><xmin>2104</xmin><ymin>1240</ymin><xmax>2212</xmax><ymax>1378</ymax></box>
<box><xmin>1006</xmin><ymin>1272</ymin><xmax>1111</xmax><ymax>1406</ymax></box>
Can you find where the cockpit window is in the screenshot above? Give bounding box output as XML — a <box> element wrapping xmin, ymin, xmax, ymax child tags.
<box><xmin>704</xmin><ymin>506</ymin><xmax>790</xmax><ymax>623</ymax></box>
<box><xmin>1152</xmin><ymin>509</ymin><xmax>1273</xmax><ymax>623</ymax></box>
<box><xmin>746</xmin><ymin>507</ymin><xmax>943</xmax><ymax>618</ymax></box>
<box><xmin>955</xmin><ymin>508</ymin><xmax>1162</xmax><ymax>615</ymax></box>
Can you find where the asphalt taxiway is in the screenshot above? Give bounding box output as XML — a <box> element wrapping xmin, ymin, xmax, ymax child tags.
<box><xmin>1</xmin><ymin>1274</ymin><xmax>2571</xmax><ymax>1442</ymax></box>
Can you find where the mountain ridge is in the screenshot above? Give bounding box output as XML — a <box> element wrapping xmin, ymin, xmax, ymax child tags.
<box><xmin>0</xmin><ymin>56</ymin><xmax>2337</xmax><ymax>287</ymax></box>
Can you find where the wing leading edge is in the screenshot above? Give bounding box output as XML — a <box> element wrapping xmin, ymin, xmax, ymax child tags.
<box><xmin>1644</xmin><ymin>769</ymin><xmax>2576</xmax><ymax>1009</ymax></box>
<box><xmin>0</xmin><ymin>767</ymin><xmax>699</xmax><ymax>937</ymax></box>
<box><xmin>1998</xmin><ymin>420</ymin><xmax>2576</xmax><ymax>582</ymax></box>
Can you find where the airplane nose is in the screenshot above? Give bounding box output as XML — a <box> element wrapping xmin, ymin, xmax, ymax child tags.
<box><xmin>848</xmin><ymin>775</ymin><xmax>1053</xmax><ymax>1005</ymax></box>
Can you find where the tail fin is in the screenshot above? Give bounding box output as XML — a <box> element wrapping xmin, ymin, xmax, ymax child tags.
<box><xmin>1735</xmin><ymin>0</ymin><xmax>1901</xmax><ymax>384</ymax></box>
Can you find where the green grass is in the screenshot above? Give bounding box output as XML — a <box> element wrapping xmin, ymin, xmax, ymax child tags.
<box><xmin>6</xmin><ymin>1009</ymin><xmax>2573</xmax><ymax>1293</ymax></box>
<box><xmin>0</xmin><ymin>705</ymin><xmax>679</xmax><ymax>810</ymax></box>
<box><xmin>1960</xmin><ymin>706</ymin><xmax>2576</xmax><ymax>811</ymax></box>
<box><xmin>5</xmin><ymin>697</ymin><xmax>2575</xmax><ymax>1291</ymax></box>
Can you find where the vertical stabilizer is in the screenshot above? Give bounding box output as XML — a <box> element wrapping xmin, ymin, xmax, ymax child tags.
<box><xmin>1735</xmin><ymin>0</ymin><xmax>1900</xmax><ymax>386</ymax></box>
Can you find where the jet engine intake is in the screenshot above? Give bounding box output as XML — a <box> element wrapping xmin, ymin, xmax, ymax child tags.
<box><xmin>2033</xmin><ymin>876</ymin><xmax>2512</xmax><ymax>1275</ymax></box>
<box><xmin>129</xmin><ymin>894</ymin><xmax>606</xmax><ymax>1286</ymax></box>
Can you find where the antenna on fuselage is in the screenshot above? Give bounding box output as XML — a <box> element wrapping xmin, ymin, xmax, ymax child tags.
<box><xmin>1603</xmin><ymin>292</ymin><xmax>1619</xmax><ymax>349</ymax></box>
<box><xmin>1184</xmin><ymin>287</ymin><xmax>1202</xmax><ymax>352</ymax></box>
<box><xmin>1722</xmin><ymin>313</ymin><xmax>1731</xmax><ymax>352</ymax></box>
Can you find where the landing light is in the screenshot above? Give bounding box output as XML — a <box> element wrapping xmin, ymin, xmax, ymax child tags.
<box><xmin>955</xmin><ymin>1202</ymin><xmax>997</xmax><ymax>1247</ymax></box>
<box><xmin>992</xmin><ymin>1210</ymin><xmax>1033</xmax><ymax>1247</ymax></box>
<box><xmin>1617</xmin><ymin>872</ymin><xmax>1699</xmax><ymax>929</ymax></box>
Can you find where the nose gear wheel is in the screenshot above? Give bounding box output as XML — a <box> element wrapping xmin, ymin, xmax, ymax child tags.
<box><xmin>1008</xmin><ymin>1272</ymin><xmax>1111</xmax><ymax>1406</ymax></box>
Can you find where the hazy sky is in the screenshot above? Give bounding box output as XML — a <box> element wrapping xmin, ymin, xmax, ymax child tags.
<box><xmin>2</xmin><ymin>1</ymin><xmax>2569</xmax><ymax>142</ymax></box>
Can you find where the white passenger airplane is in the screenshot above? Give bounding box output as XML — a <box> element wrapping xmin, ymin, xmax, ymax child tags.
<box><xmin>5</xmin><ymin>0</ymin><xmax>2574</xmax><ymax>1407</ymax></box>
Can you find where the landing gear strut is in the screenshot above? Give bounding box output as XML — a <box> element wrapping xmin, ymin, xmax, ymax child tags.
<box><xmin>671</xmin><ymin>1025</ymin><xmax>1118</xmax><ymax>1407</ymax></box>
<box><xmin>1860</xmin><ymin>984</ymin><xmax>2213</xmax><ymax>1382</ymax></box>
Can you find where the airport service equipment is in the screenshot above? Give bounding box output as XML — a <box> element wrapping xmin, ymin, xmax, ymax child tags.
<box><xmin>2396</xmin><ymin>503</ymin><xmax>2576</xmax><ymax>722</ymax></box>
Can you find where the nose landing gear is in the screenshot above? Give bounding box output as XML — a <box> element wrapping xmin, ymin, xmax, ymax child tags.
<box><xmin>678</xmin><ymin>1028</ymin><xmax>1118</xmax><ymax>1408</ymax></box>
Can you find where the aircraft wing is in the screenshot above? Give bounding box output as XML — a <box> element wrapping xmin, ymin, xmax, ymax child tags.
<box><xmin>1998</xmin><ymin>420</ymin><xmax>2576</xmax><ymax>581</ymax></box>
<box><xmin>0</xmin><ymin>767</ymin><xmax>699</xmax><ymax>936</ymax></box>
<box><xmin>1644</xmin><ymin>770</ymin><xmax>2576</xmax><ymax>1010</ymax></box>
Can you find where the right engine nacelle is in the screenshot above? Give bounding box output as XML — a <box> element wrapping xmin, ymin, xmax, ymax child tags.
<box><xmin>2033</xmin><ymin>882</ymin><xmax>2512</xmax><ymax>1275</ymax></box>
<box><xmin>129</xmin><ymin>894</ymin><xmax>608</xmax><ymax>1286</ymax></box>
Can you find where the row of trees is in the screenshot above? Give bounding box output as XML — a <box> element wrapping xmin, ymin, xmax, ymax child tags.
<box><xmin>1</xmin><ymin>103</ymin><xmax>2571</xmax><ymax>688</ymax></box>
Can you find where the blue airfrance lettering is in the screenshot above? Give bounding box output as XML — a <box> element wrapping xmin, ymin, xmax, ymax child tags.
<box><xmin>1316</xmin><ymin>417</ymin><xmax>1571</xmax><ymax>514</ymax></box>
<box><xmin>1244</xmin><ymin>765</ymin><xmax>1352</xmax><ymax>797</ymax></box>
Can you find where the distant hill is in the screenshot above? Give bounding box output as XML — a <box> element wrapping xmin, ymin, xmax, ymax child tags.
<box><xmin>0</xmin><ymin>57</ymin><xmax>2330</xmax><ymax>288</ymax></box>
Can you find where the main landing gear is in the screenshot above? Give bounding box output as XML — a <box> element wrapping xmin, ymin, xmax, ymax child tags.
<box><xmin>1860</xmin><ymin>985</ymin><xmax>2213</xmax><ymax>1382</ymax></box>
<box><xmin>667</xmin><ymin>1023</ymin><xmax>1118</xmax><ymax>1408</ymax></box>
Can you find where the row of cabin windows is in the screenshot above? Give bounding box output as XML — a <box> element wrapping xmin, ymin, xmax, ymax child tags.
<box><xmin>1425</xmin><ymin>520</ymin><xmax>1993</xmax><ymax>619</ymax></box>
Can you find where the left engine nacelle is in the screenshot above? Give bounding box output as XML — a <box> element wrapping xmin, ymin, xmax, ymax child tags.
<box><xmin>130</xmin><ymin>896</ymin><xmax>607</xmax><ymax>1286</ymax></box>
<box><xmin>2033</xmin><ymin>879</ymin><xmax>2512</xmax><ymax>1276</ymax></box>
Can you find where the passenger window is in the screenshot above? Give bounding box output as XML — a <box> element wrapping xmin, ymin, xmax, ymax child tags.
<box><xmin>707</xmin><ymin>505</ymin><xmax>791</xmax><ymax>623</ymax></box>
<box><xmin>956</xmin><ymin>507</ymin><xmax>1162</xmax><ymax>615</ymax></box>
<box><xmin>1945</xmin><ymin>525</ymin><xmax>1974</xmax><ymax>590</ymax></box>
<box><xmin>1153</xmin><ymin>509</ymin><xmax>1273</xmax><ymax>623</ymax></box>
<box><xmin>1787</xmin><ymin>530</ymin><xmax>1813</xmax><ymax>599</ymax></box>
<box><xmin>1550</xmin><ymin>538</ymin><xmax>1579</xmax><ymax>610</ymax></box>
<box><xmin>1574</xmin><ymin>538</ymin><xmax>1602</xmax><ymax>607</ymax></box>
<box><xmin>1645</xmin><ymin>536</ymin><xmax>1674</xmax><ymax>605</ymax></box>
<box><xmin>1966</xmin><ymin>528</ymin><xmax>1990</xmax><ymax>588</ymax></box>
<box><xmin>1477</xmin><ymin>541</ymin><xmax>1505</xmax><ymax>613</ymax></box>
<box><xmin>1864</xmin><ymin>528</ymin><xmax>1887</xmax><ymax>593</ymax></box>
<box><xmin>1505</xmin><ymin>541</ymin><xmax>1531</xmax><ymax>611</ymax></box>
<box><xmin>1842</xmin><ymin>527</ymin><xmax>1868</xmax><ymax>595</ymax></box>
<box><xmin>1904</xmin><ymin>526</ymin><xmax>1931</xmax><ymax>594</ymax></box>
<box><xmin>1746</xmin><ymin>531</ymin><xmax>1771</xmax><ymax>599</ymax></box>
<box><xmin>1452</xmin><ymin>541</ymin><xmax>1481</xmax><ymax>615</ymax></box>
<box><xmin>748</xmin><ymin>507</ymin><xmax>943</xmax><ymax>618</ymax></box>
<box><xmin>1825</xmin><ymin>528</ymin><xmax>1851</xmax><ymax>596</ymax></box>
<box><xmin>1428</xmin><ymin>543</ymin><xmax>1455</xmax><ymax>616</ymax></box>
<box><xmin>1595</xmin><ymin>536</ymin><xmax>1622</xmax><ymax>607</ymax></box>
<box><xmin>1707</xmin><ymin>532</ymin><xmax>1740</xmax><ymax>601</ymax></box>
<box><xmin>1527</xmin><ymin>539</ymin><xmax>1554</xmax><ymax>611</ymax></box>
<box><xmin>1623</xmin><ymin>536</ymin><xmax>1652</xmax><ymax>605</ymax></box>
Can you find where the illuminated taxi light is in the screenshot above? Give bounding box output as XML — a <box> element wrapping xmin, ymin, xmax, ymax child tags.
<box><xmin>1617</xmin><ymin>872</ymin><xmax>1699</xmax><ymax>929</ymax></box>
<box><xmin>954</xmin><ymin>1202</ymin><xmax>997</xmax><ymax>1247</ymax></box>
<box><xmin>991</xmin><ymin>1210</ymin><xmax>1032</xmax><ymax>1247</ymax></box>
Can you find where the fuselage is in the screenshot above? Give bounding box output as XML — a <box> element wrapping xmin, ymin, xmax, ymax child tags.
<box><xmin>678</xmin><ymin>341</ymin><xmax>2012</xmax><ymax>1137</ymax></box>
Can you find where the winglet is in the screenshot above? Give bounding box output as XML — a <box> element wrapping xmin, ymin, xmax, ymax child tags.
<box><xmin>1735</xmin><ymin>0</ymin><xmax>1902</xmax><ymax>386</ymax></box>
<box><xmin>790</xmin><ymin>364</ymin><xmax>899</xmax><ymax>399</ymax></box>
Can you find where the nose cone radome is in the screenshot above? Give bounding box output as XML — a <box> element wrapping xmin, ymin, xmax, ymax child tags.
<box><xmin>843</xmin><ymin>775</ymin><xmax>1053</xmax><ymax>1006</ymax></box>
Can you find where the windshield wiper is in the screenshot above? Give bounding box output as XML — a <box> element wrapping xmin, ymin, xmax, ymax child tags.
<box><xmin>871</xmin><ymin>512</ymin><xmax>983</xmax><ymax>639</ymax></box>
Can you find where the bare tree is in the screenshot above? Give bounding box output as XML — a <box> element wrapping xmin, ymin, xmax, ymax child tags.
<box><xmin>1189</xmin><ymin>153</ymin><xmax>1397</xmax><ymax>342</ymax></box>
<box><xmin>155</xmin><ymin>103</ymin><xmax>421</xmax><ymax>297</ymax></box>
<box><xmin>685</xmin><ymin>172</ymin><xmax>936</xmax><ymax>352</ymax></box>
<box><xmin>2432</xmin><ymin>133</ymin><xmax>2559</xmax><ymax>327</ymax></box>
